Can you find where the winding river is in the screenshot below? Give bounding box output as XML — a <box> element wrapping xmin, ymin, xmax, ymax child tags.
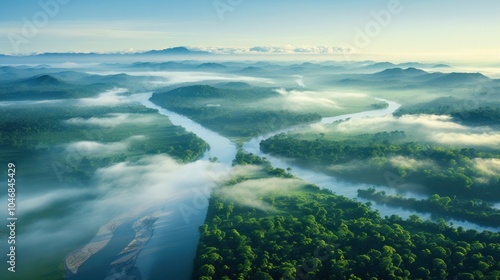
<box><xmin>74</xmin><ymin>91</ymin><xmax>498</xmax><ymax>280</ymax></box>
<box><xmin>136</xmin><ymin>92</ymin><xmax>499</xmax><ymax>232</ymax></box>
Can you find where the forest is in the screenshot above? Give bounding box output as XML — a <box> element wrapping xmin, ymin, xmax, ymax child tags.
<box><xmin>193</xmin><ymin>151</ymin><xmax>500</xmax><ymax>280</ymax></box>
<box><xmin>0</xmin><ymin>104</ymin><xmax>207</xmax><ymax>185</ymax></box>
<box><xmin>260</xmin><ymin>133</ymin><xmax>499</xmax><ymax>200</ymax></box>
<box><xmin>394</xmin><ymin>96</ymin><xmax>500</xmax><ymax>126</ymax></box>
<box><xmin>0</xmin><ymin>74</ymin><xmax>112</xmax><ymax>100</ymax></box>
<box><xmin>358</xmin><ymin>188</ymin><xmax>500</xmax><ymax>228</ymax></box>
<box><xmin>150</xmin><ymin>85</ymin><xmax>324</xmax><ymax>137</ymax></box>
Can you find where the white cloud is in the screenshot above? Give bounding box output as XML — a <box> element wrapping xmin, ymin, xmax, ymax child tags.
<box><xmin>472</xmin><ymin>158</ymin><xmax>500</xmax><ymax>184</ymax></box>
<box><xmin>191</xmin><ymin>45</ymin><xmax>353</xmax><ymax>55</ymax></box>
<box><xmin>273</xmin><ymin>88</ymin><xmax>341</xmax><ymax>110</ymax></box>
<box><xmin>88</xmin><ymin>71</ymin><xmax>275</xmax><ymax>86</ymax></box>
<box><xmin>65</xmin><ymin>113</ymin><xmax>158</xmax><ymax>127</ymax></box>
<box><xmin>334</xmin><ymin>114</ymin><xmax>467</xmax><ymax>135</ymax></box>
<box><xmin>65</xmin><ymin>136</ymin><xmax>146</xmax><ymax>155</ymax></box>
<box><xmin>473</xmin><ymin>158</ymin><xmax>500</xmax><ymax>176</ymax></box>
<box><xmin>293</xmin><ymin>75</ymin><xmax>306</xmax><ymax>88</ymax></box>
<box><xmin>18</xmin><ymin>154</ymin><xmax>232</xmax><ymax>261</ymax></box>
<box><xmin>430</xmin><ymin>132</ymin><xmax>500</xmax><ymax>148</ymax></box>
<box><xmin>77</xmin><ymin>88</ymin><xmax>131</xmax><ymax>106</ymax></box>
<box><xmin>389</xmin><ymin>156</ymin><xmax>436</xmax><ymax>170</ymax></box>
<box><xmin>219</xmin><ymin>177</ymin><xmax>304</xmax><ymax>211</ymax></box>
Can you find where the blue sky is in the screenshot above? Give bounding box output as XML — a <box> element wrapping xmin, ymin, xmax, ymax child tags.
<box><xmin>1</xmin><ymin>0</ymin><xmax>499</xmax><ymax>62</ymax></box>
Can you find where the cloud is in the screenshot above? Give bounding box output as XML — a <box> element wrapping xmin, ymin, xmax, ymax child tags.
<box><xmin>335</xmin><ymin>114</ymin><xmax>467</xmax><ymax>134</ymax></box>
<box><xmin>17</xmin><ymin>154</ymin><xmax>232</xmax><ymax>264</ymax></box>
<box><xmin>293</xmin><ymin>75</ymin><xmax>306</xmax><ymax>88</ymax></box>
<box><xmin>65</xmin><ymin>136</ymin><xmax>146</xmax><ymax>155</ymax></box>
<box><xmin>77</xmin><ymin>88</ymin><xmax>131</xmax><ymax>106</ymax></box>
<box><xmin>95</xmin><ymin>71</ymin><xmax>275</xmax><ymax>86</ymax></box>
<box><xmin>219</xmin><ymin>177</ymin><xmax>304</xmax><ymax>211</ymax></box>
<box><xmin>191</xmin><ymin>45</ymin><xmax>353</xmax><ymax>55</ymax></box>
<box><xmin>21</xmin><ymin>189</ymin><xmax>91</xmax><ymax>215</ymax></box>
<box><xmin>389</xmin><ymin>156</ymin><xmax>436</xmax><ymax>170</ymax></box>
<box><xmin>315</xmin><ymin>114</ymin><xmax>500</xmax><ymax>147</ymax></box>
<box><xmin>273</xmin><ymin>88</ymin><xmax>341</xmax><ymax>110</ymax></box>
<box><xmin>65</xmin><ymin>113</ymin><xmax>158</xmax><ymax>127</ymax></box>
<box><xmin>472</xmin><ymin>158</ymin><xmax>500</xmax><ymax>184</ymax></box>
<box><xmin>429</xmin><ymin>132</ymin><xmax>500</xmax><ymax>148</ymax></box>
<box><xmin>92</xmin><ymin>155</ymin><xmax>230</xmax><ymax>210</ymax></box>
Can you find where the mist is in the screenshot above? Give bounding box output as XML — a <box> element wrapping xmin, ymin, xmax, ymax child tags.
<box><xmin>304</xmin><ymin>113</ymin><xmax>499</xmax><ymax>148</ymax></box>
<box><xmin>65</xmin><ymin>113</ymin><xmax>158</xmax><ymax>127</ymax></box>
<box><xmin>11</xmin><ymin>154</ymin><xmax>232</xmax><ymax>276</ymax></box>
<box><xmin>219</xmin><ymin>176</ymin><xmax>304</xmax><ymax>211</ymax></box>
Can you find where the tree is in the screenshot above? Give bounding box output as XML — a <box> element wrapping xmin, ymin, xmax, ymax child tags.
<box><xmin>200</xmin><ymin>264</ymin><xmax>216</xmax><ymax>277</ymax></box>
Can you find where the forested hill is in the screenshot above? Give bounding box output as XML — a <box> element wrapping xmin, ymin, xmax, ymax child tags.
<box><xmin>0</xmin><ymin>74</ymin><xmax>112</xmax><ymax>100</ymax></box>
<box><xmin>150</xmin><ymin>85</ymin><xmax>322</xmax><ymax>137</ymax></box>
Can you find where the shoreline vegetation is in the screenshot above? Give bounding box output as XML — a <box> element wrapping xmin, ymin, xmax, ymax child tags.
<box><xmin>193</xmin><ymin>151</ymin><xmax>500</xmax><ymax>280</ymax></box>
<box><xmin>358</xmin><ymin>188</ymin><xmax>500</xmax><ymax>229</ymax></box>
<box><xmin>1</xmin><ymin>62</ymin><xmax>499</xmax><ymax>280</ymax></box>
<box><xmin>150</xmin><ymin>85</ymin><xmax>323</xmax><ymax>138</ymax></box>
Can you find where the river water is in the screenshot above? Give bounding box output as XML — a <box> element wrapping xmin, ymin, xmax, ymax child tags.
<box><xmin>74</xmin><ymin>91</ymin><xmax>498</xmax><ymax>280</ymax></box>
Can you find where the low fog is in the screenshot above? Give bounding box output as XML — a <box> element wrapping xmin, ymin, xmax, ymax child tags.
<box><xmin>64</xmin><ymin>135</ymin><xmax>147</xmax><ymax>155</ymax></box>
<box><xmin>307</xmin><ymin>114</ymin><xmax>499</xmax><ymax>148</ymax></box>
<box><xmin>274</xmin><ymin>88</ymin><xmax>341</xmax><ymax>111</ymax></box>
<box><xmin>12</xmin><ymin>154</ymin><xmax>232</xmax><ymax>274</ymax></box>
<box><xmin>219</xmin><ymin>176</ymin><xmax>304</xmax><ymax>211</ymax></box>
<box><xmin>65</xmin><ymin>113</ymin><xmax>158</xmax><ymax>127</ymax></box>
<box><xmin>87</xmin><ymin>70</ymin><xmax>275</xmax><ymax>87</ymax></box>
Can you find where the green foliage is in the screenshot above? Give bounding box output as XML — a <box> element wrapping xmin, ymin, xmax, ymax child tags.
<box><xmin>0</xmin><ymin>75</ymin><xmax>111</xmax><ymax>100</ymax></box>
<box><xmin>233</xmin><ymin>150</ymin><xmax>271</xmax><ymax>166</ymax></box>
<box><xmin>1</xmin><ymin>102</ymin><xmax>209</xmax><ymax>188</ymax></box>
<box><xmin>358</xmin><ymin>188</ymin><xmax>500</xmax><ymax>228</ymax></box>
<box><xmin>394</xmin><ymin>96</ymin><xmax>500</xmax><ymax>126</ymax></box>
<box><xmin>150</xmin><ymin>85</ymin><xmax>322</xmax><ymax>137</ymax></box>
<box><xmin>0</xmin><ymin>105</ymin><xmax>207</xmax><ymax>164</ymax></box>
<box><xmin>260</xmin><ymin>133</ymin><xmax>500</xmax><ymax>200</ymax></box>
<box><xmin>193</xmin><ymin>165</ymin><xmax>500</xmax><ymax>279</ymax></box>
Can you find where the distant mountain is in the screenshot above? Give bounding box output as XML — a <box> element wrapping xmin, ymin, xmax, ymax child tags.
<box><xmin>129</xmin><ymin>61</ymin><xmax>192</xmax><ymax>70</ymax></box>
<box><xmin>36</xmin><ymin>52</ymin><xmax>99</xmax><ymax>57</ymax></box>
<box><xmin>362</xmin><ymin>62</ymin><xmax>397</xmax><ymax>71</ymax></box>
<box><xmin>237</xmin><ymin>66</ymin><xmax>266</xmax><ymax>74</ymax></box>
<box><xmin>140</xmin><ymin>47</ymin><xmax>210</xmax><ymax>56</ymax></box>
<box><xmin>215</xmin><ymin>82</ymin><xmax>252</xmax><ymax>89</ymax></box>
<box><xmin>372</xmin><ymin>67</ymin><xmax>428</xmax><ymax>78</ymax></box>
<box><xmin>0</xmin><ymin>47</ymin><xmax>211</xmax><ymax>59</ymax></box>
<box><xmin>397</xmin><ymin>62</ymin><xmax>429</xmax><ymax>68</ymax></box>
<box><xmin>23</xmin><ymin>74</ymin><xmax>65</xmax><ymax>86</ymax></box>
<box><xmin>432</xmin><ymin>64</ymin><xmax>452</xmax><ymax>68</ymax></box>
<box><xmin>83</xmin><ymin>73</ymin><xmax>131</xmax><ymax>84</ymax></box>
<box><xmin>429</xmin><ymin>72</ymin><xmax>490</xmax><ymax>85</ymax></box>
<box><xmin>195</xmin><ymin>63</ymin><xmax>228</xmax><ymax>70</ymax></box>
<box><xmin>51</xmin><ymin>71</ymin><xmax>92</xmax><ymax>82</ymax></box>
<box><xmin>0</xmin><ymin>74</ymin><xmax>110</xmax><ymax>100</ymax></box>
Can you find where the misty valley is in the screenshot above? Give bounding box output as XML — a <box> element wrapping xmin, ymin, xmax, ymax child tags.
<box><xmin>0</xmin><ymin>59</ymin><xmax>499</xmax><ymax>280</ymax></box>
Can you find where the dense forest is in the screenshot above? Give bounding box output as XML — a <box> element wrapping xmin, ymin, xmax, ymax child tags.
<box><xmin>394</xmin><ymin>97</ymin><xmax>500</xmax><ymax>126</ymax></box>
<box><xmin>0</xmin><ymin>104</ymin><xmax>207</xmax><ymax>184</ymax></box>
<box><xmin>0</xmin><ymin>74</ymin><xmax>113</xmax><ymax>100</ymax></box>
<box><xmin>358</xmin><ymin>188</ymin><xmax>500</xmax><ymax>228</ymax></box>
<box><xmin>193</xmin><ymin>152</ymin><xmax>500</xmax><ymax>280</ymax></box>
<box><xmin>150</xmin><ymin>85</ymin><xmax>322</xmax><ymax>137</ymax></box>
<box><xmin>260</xmin><ymin>133</ymin><xmax>500</xmax><ymax>200</ymax></box>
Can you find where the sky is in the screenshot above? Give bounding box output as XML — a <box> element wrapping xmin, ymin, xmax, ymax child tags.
<box><xmin>0</xmin><ymin>0</ymin><xmax>499</xmax><ymax>63</ymax></box>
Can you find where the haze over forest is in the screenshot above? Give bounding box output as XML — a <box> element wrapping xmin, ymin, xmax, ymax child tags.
<box><xmin>0</xmin><ymin>1</ymin><xmax>499</xmax><ymax>280</ymax></box>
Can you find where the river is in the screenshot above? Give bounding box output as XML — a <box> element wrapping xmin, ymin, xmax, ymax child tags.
<box><xmin>73</xmin><ymin>91</ymin><xmax>498</xmax><ymax>280</ymax></box>
<box><xmin>136</xmin><ymin>92</ymin><xmax>498</xmax><ymax>232</ymax></box>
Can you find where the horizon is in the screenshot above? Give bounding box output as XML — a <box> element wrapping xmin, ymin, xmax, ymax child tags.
<box><xmin>1</xmin><ymin>1</ymin><xmax>499</xmax><ymax>64</ymax></box>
